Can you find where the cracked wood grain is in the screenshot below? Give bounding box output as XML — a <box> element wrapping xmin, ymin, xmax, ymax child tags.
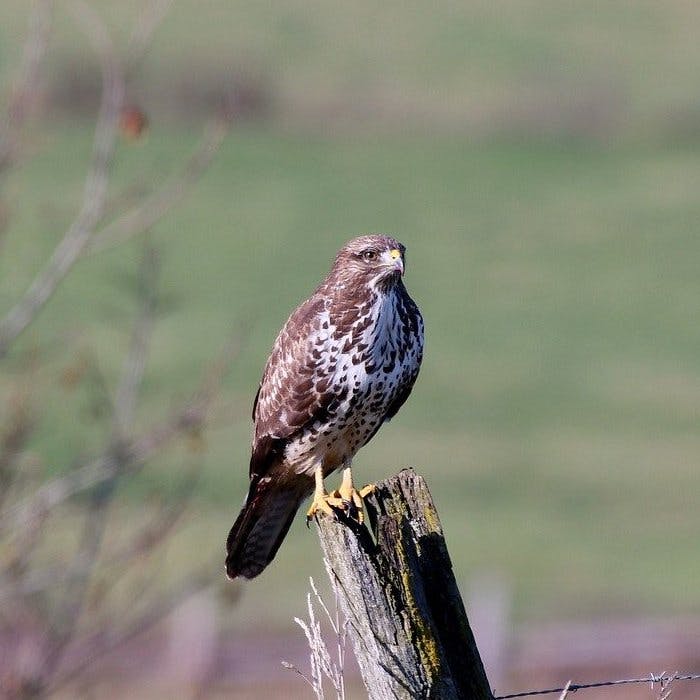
<box><xmin>314</xmin><ymin>468</ymin><xmax>494</xmax><ymax>700</ymax></box>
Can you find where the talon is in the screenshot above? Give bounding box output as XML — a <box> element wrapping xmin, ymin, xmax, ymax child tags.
<box><xmin>306</xmin><ymin>467</ymin><xmax>375</xmax><ymax>526</ymax></box>
<box><xmin>306</xmin><ymin>468</ymin><xmax>344</xmax><ymax>522</ymax></box>
<box><xmin>336</xmin><ymin>467</ymin><xmax>374</xmax><ymax>524</ymax></box>
<box><xmin>306</xmin><ymin>497</ymin><xmax>336</xmax><ymax>522</ymax></box>
<box><xmin>358</xmin><ymin>483</ymin><xmax>376</xmax><ymax>498</ymax></box>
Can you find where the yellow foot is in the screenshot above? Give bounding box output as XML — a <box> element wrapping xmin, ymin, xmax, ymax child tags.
<box><xmin>305</xmin><ymin>466</ymin><xmax>375</xmax><ymax>525</ymax></box>
<box><xmin>305</xmin><ymin>489</ymin><xmax>339</xmax><ymax>521</ymax></box>
<box><xmin>330</xmin><ymin>479</ymin><xmax>375</xmax><ymax>524</ymax></box>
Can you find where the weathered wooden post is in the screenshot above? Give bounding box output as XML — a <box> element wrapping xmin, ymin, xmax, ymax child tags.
<box><xmin>314</xmin><ymin>468</ymin><xmax>494</xmax><ymax>700</ymax></box>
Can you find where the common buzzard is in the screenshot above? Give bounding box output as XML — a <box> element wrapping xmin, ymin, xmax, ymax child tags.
<box><xmin>226</xmin><ymin>235</ymin><xmax>424</xmax><ymax>579</ymax></box>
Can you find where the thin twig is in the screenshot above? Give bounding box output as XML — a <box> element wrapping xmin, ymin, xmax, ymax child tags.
<box><xmin>108</xmin><ymin>465</ymin><xmax>199</xmax><ymax>567</ymax></box>
<box><xmin>0</xmin><ymin>3</ymin><xmax>226</xmax><ymax>351</ymax></box>
<box><xmin>0</xmin><ymin>329</ymin><xmax>240</xmax><ymax>533</ymax></box>
<box><xmin>0</xmin><ymin>389</ymin><xmax>34</xmax><ymax>512</ymax></box>
<box><xmin>80</xmin><ymin>458</ymin><xmax>202</xmax><ymax>615</ymax></box>
<box><xmin>86</xmin><ymin>118</ymin><xmax>230</xmax><ymax>255</ymax></box>
<box><xmin>4</xmin><ymin>497</ymin><xmax>195</xmax><ymax>608</ymax></box>
<box><xmin>112</xmin><ymin>243</ymin><xmax>159</xmax><ymax>437</ymax></box>
<box><xmin>0</xmin><ymin>0</ymin><xmax>53</xmax><ymax>177</ymax></box>
<box><xmin>0</xmin><ymin>0</ymin><xmax>124</xmax><ymax>356</ymax></box>
<box><xmin>40</xmin><ymin>242</ymin><xmax>160</xmax><ymax>682</ymax></box>
<box><xmin>0</xmin><ymin>1</ymin><xmax>232</xmax><ymax>696</ymax></box>
<box><xmin>46</xmin><ymin>569</ymin><xmax>217</xmax><ymax>694</ymax></box>
<box><xmin>124</xmin><ymin>0</ymin><xmax>175</xmax><ymax>76</ymax></box>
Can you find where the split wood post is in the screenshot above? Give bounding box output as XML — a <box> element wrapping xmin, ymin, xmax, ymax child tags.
<box><xmin>314</xmin><ymin>468</ymin><xmax>494</xmax><ymax>700</ymax></box>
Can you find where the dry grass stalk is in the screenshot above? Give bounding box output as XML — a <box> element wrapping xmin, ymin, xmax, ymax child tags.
<box><xmin>282</xmin><ymin>575</ymin><xmax>349</xmax><ymax>700</ymax></box>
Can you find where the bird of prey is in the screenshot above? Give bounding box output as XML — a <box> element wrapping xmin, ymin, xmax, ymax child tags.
<box><xmin>226</xmin><ymin>234</ymin><xmax>424</xmax><ymax>579</ymax></box>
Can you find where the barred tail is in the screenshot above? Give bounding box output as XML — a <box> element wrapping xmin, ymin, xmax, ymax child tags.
<box><xmin>226</xmin><ymin>480</ymin><xmax>302</xmax><ymax>579</ymax></box>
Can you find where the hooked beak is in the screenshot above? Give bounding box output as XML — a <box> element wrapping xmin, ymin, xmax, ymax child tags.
<box><xmin>382</xmin><ymin>248</ymin><xmax>404</xmax><ymax>276</ymax></box>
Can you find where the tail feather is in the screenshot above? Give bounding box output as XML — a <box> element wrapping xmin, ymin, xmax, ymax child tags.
<box><xmin>226</xmin><ymin>480</ymin><xmax>302</xmax><ymax>579</ymax></box>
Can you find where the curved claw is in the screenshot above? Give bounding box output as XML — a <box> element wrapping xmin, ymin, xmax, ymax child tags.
<box><xmin>336</xmin><ymin>469</ymin><xmax>375</xmax><ymax>525</ymax></box>
<box><xmin>305</xmin><ymin>467</ymin><xmax>375</xmax><ymax>525</ymax></box>
<box><xmin>306</xmin><ymin>490</ymin><xmax>337</xmax><ymax>524</ymax></box>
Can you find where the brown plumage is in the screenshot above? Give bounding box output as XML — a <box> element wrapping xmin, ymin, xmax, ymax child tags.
<box><xmin>226</xmin><ymin>234</ymin><xmax>424</xmax><ymax>579</ymax></box>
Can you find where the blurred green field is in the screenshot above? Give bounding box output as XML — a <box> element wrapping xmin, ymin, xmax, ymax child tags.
<box><xmin>3</xmin><ymin>124</ymin><xmax>699</xmax><ymax>625</ymax></box>
<box><xmin>1</xmin><ymin>1</ymin><xmax>700</xmax><ymax>632</ymax></box>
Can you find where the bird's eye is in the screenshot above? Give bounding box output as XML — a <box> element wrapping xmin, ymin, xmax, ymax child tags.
<box><xmin>361</xmin><ymin>249</ymin><xmax>377</xmax><ymax>262</ymax></box>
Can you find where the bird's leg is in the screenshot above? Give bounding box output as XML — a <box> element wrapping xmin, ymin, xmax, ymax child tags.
<box><xmin>306</xmin><ymin>466</ymin><xmax>337</xmax><ymax>523</ymax></box>
<box><xmin>306</xmin><ymin>465</ymin><xmax>375</xmax><ymax>524</ymax></box>
<box><xmin>330</xmin><ymin>466</ymin><xmax>375</xmax><ymax>524</ymax></box>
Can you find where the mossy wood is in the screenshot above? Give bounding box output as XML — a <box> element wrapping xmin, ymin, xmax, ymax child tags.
<box><xmin>314</xmin><ymin>468</ymin><xmax>494</xmax><ymax>700</ymax></box>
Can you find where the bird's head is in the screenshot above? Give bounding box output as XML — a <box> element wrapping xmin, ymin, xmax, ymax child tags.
<box><xmin>331</xmin><ymin>234</ymin><xmax>406</xmax><ymax>292</ymax></box>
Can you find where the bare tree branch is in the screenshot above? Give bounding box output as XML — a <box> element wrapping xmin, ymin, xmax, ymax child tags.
<box><xmin>0</xmin><ymin>0</ymin><xmax>53</xmax><ymax>178</ymax></box>
<box><xmin>39</xmin><ymin>241</ymin><xmax>160</xmax><ymax>684</ymax></box>
<box><xmin>0</xmin><ymin>460</ymin><xmax>197</xmax><ymax>607</ymax></box>
<box><xmin>47</xmin><ymin>570</ymin><xmax>217</xmax><ymax>694</ymax></box>
<box><xmin>76</xmin><ymin>456</ymin><xmax>203</xmax><ymax>629</ymax></box>
<box><xmin>86</xmin><ymin>118</ymin><xmax>230</xmax><ymax>255</ymax></box>
<box><xmin>124</xmin><ymin>0</ymin><xmax>176</xmax><ymax>76</ymax></box>
<box><xmin>107</xmin><ymin>475</ymin><xmax>194</xmax><ymax>567</ymax></box>
<box><xmin>112</xmin><ymin>243</ymin><xmax>159</xmax><ymax>436</ymax></box>
<box><xmin>0</xmin><ymin>3</ymin><xmax>238</xmax><ymax>696</ymax></box>
<box><xmin>0</xmin><ymin>329</ymin><xmax>240</xmax><ymax>534</ymax></box>
<box><xmin>0</xmin><ymin>389</ymin><xmax>34</xmax><ymax>512</ymax></box>
<box><xmin>0</xmin><ymin>0</ymin><xmax>124</xmax><ymax>356</ymax></box>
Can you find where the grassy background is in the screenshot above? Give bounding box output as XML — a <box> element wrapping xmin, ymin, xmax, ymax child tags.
<box><xmin>1</xmin><ymin>1</ymin><xmax>699</xmax><ymax>632</ymax></box>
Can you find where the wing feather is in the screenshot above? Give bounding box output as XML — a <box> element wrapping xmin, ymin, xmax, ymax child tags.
<box><xmin>249</xmin><ymin>294</ymin><xmax>335</xmax><ymax>478</ymax></box>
